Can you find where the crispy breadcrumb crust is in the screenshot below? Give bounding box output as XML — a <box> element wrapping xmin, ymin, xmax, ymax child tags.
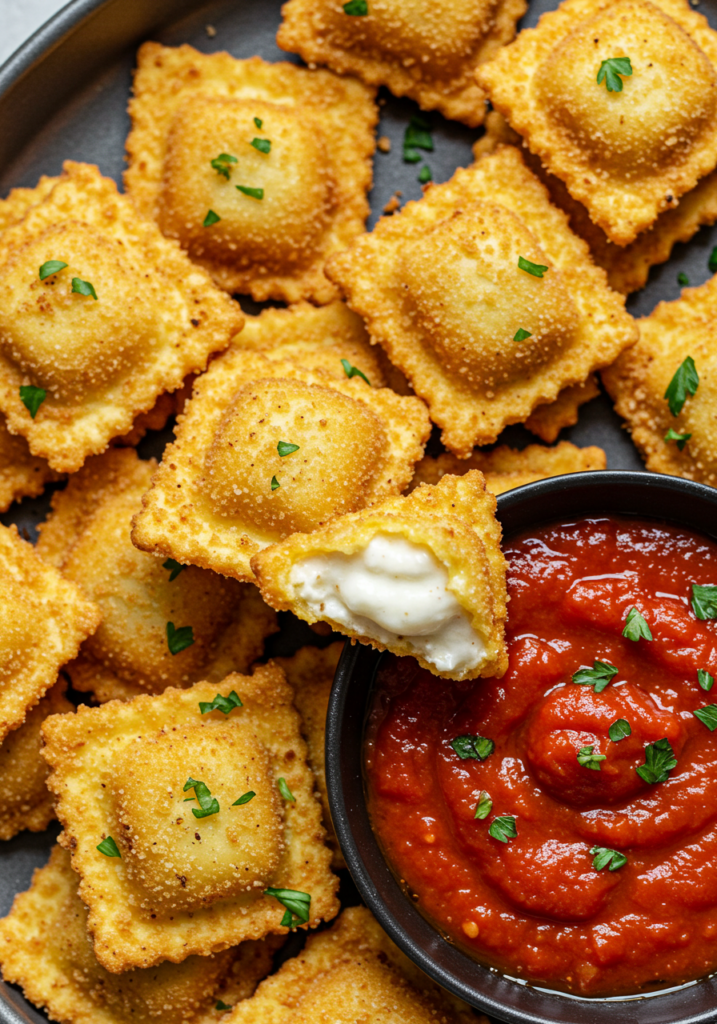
<box><xmin>0</xmin><ymin>414</ymin><xmax>60</xmax><ymax>511</ymax></box>
<box><xmin>125</xmin><ymin>43</ymin><xmax>376</xmax><ymax>303</ymax></box>
<box><xmin>524</xmin><ymin>376</ymin><xmax>601</xmax><ymax>442</ymax></box>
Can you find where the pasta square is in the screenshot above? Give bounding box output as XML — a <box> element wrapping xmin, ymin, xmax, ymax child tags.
<box><xmin>252</xmin><ymin>470</ymin><xmax>507</xmax><ymax>681</ymax></box>
<box><xmin>131</xmin><ymin>350</ymin><xmax>430</xmax><ymax>582</ymax></box>
<box><xmin>276</xmin><ymin>0</ymin><xmax>526</xmax><ymax>127</ymax></box>
<box><xmin>0</xmin><ymin>162</ymin><xmax>243</xmax><ymax>473</ymax></box>
<box><xmin>41</xmin><ymin>666</ymin><xmax>339</xmax><ymax>972</ymax></box>
<box><xmin>0</xmin><ymin>844</ymin><xmax>279</xmax><ymax>1024</ymax></box>
<box><xmin>125</xmin><ymin>43</ymin><xmax>377</xmax><ymax>304</ymax></box>
<box><xmin>37</xmin><ymin>448</ymin><xmax>277</xmax><ymax>704</ymax></box>
<box><xmin>476</xmin><ymin>0</ymin><xmax>717</xmax><ymax>245</ymax></box>
<box><xmin>327</xmin><ymin>145</ymin><xmax>636</xmax><ymax>455</ymax></box>
<box><xmin>0</xmin><ymin>522</ymin><xmax>100</xmax><ymax>742</ymax></box>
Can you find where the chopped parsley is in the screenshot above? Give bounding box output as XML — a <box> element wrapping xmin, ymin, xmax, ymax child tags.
<box><xmin>678</xmin><ymin>272</ymin><xmax>690</xmax><ymax>286</ymax></box>
<box><xmin>474</xmin><ymin>791</ymin><xmax>492</xmax><ymax>819</ymax></box>
<box><xmin>514</xmin><ymin>328</ymin><xmax>532</xmax><ymax>342</ymax></box>
<box><xmin>277</xmin><ymin>441</ymin><xmax>300</xmax><ymax>457</ymax></box>
<box><xmin>211</xmin><ymin>153</ymin><xmax>238</xmax><ymax>179</ymax></box>
<box><xmin>572</xmin><ymin>660</ymin><xmax>618</xmax><ymax>693</ymax></box>
<box><xmin>418</xmin><ymin>165</ymin><xmax>432</xmax><ymax>184</ymax></box>
<box><xmin>636</xmin><ymin>738</ymin><xmax>677</xmax><ymax>785</ymax></box>
<box><xmin>19</xmin><ymin>385</ymin><xmax>46</xmax><ymax>419</ymax></box>
<box><xmin>343</xmin><ymin>0</ymin><xmax>368</xmax><ymax>11</ymax></box>
<box><xmin>39</xmin><ymin>260</ymin><xmax>68</xmax><ymax>280</ymax></box>
<box><xmin>233</xmin><ymin>791</ymin><xmax>256</xmax><ymax>806</ymax></box>
<box><xmin>166</xmin><ymin>621</ymin><xmax>194</xmax><ymax>655</ymax></box>
<box><xmin>265</xmin><ymin>887</ymin><xmax>311</xmax><ymax>927</ymax></box>
<box><xmin>163</xmin><ymin>557</ymin><xmax>186</xmax><ymax>581</ymax></box>
<box><xmin>72</xmin><ymin>277</ymin><xmax>97</xmax><ymax>300</ymax></box>
<box><xmin>403</xmin><ymin>114</ymin><xmax>433</xmax><ymax>163</ymax></box>
<box><xmin>277</xmin><ymin>777</ymin><xmax>296</xmax><ymax>802</ymax></box>
<box><xmin>710</xmin><ymin>246</ymin><xmax>717</xmax><ymax>273</ymax></box>
<box><xmin>183</xmin><ymin>777</ymin><xmax>220</xmax><ymax>818</ymax></box>
<box><xmin>203</xmin><ymin>209</ymin><xmax>221</xmax><ymax>227</ymax></box>
<box><xmin>691</xmin><ymin>583</ymin><xmax>717</xmax><ymax>620</ymax></box>
<box><xmin>596</xmin><ymin>56</ymin><xmax>633</xmax><ymax>92</ymax></box>
<box><xmin>664</xmin><ymin>427</ymin><xmax>691</xmax><ymax>451</ymax></box>
<box><xmin>590</xmin><ymin>845</ymin><xmax>627</xmax><ymax>871</ymax></box>
<box><xmin>698</xmin><ymin>669</ymin><xmax>715</xmax><ymax>692</ymax></box>
<box><xmin>577</xmin><ymin>744</ymin><xmax>606</xmax><ymax>771</ymax></box>
<box><xmin>254</xmin><ymin>117</ymin><xmax>263</xmax><ymax>129</ymax></box>
<box><xmin>609</xmin><ymin>718</ymin><xmax>631</xmax><ymax>742</ymax></box>
<box><xmin>199</xmin><ymin>690</ymin><xmax>243</xmax><ymax>715</ymax></box>
<box><xmin>664</xmin><ymin>356</ymin><xmax>699</xmax><ymax>416</ymax></box>
<box><xmin>341</xmin><ymin>358</ymin><xmax>370</xmax><ymax>385</ymax></box>
<box><xmin>236</xmin><ymin>185</ymin><xmax>264</xmax><ymax>200</ymax></box>
<box><xmin>251</xmin><ymin>137</ymin><xmax>271</xmax><ymax>154</ymax></box>
<box><xmin>518</xmin><ymin>256</ymin><xmax>548</xmax><ymax>277</ymax></box>
<box><xmin>271</xmin><ymin>476</ymin><xmax>280</xmax><ymax>491</ymax></box>
<box><xmin>451</xmin><ymin>734</ymin><xmax>495</xmax><ymax>761</ymax></box>
<box><xmin>97</xmin><ymin>836</ymin><xmax>121</xmax><ymax>858</ymax></box>
<box><xmin>694</xmin><ymin>704</ymin><xmax>717</xmax><ymax>731</ymax></box>
<box><xmin>622</xmin><ymin>606</ymin><xmax>653</xmax><ymax>642</ymax></box>
<box><xmin>215</xmin><ymin>1001</ymin><xmax>232</xmax><ymax>1011</ymax></box>
<box><xmin>489</xmin><ymin>815</ymin><xmax>517</xmax><ymax>843</ymax></box>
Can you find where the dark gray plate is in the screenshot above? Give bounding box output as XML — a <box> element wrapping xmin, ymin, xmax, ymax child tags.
<box><xmin>0</xmin><ymin>0</ymin><xmax>715</xmax><ymax>1020</ymax></box>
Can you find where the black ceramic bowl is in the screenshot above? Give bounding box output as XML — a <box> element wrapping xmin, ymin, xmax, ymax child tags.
<box><xmin>326</xmin><ymin>470</ymin><xmax>717</xmax><ymax>1024</ymax></box>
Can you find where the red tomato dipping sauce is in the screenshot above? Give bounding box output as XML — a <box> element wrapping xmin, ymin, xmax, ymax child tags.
<box><xmin>365</xmin><ymin>515</ymin><xmax>717</xmax><ymax>997</ymax></box>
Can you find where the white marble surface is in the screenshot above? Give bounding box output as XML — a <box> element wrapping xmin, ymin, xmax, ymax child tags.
<box><xmin>0</xmin><ymin>0</ymin><xmax>70</xmax><ymax>68</ymax></box>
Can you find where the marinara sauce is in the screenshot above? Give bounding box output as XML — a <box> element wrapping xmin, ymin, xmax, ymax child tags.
<box><xmin>365</xmin><ymin>516</ymin><xmax>717</xmax><ymax>996</ymax></box>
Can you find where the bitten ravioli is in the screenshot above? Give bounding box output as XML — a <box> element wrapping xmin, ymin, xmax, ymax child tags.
<box><xmin>228</xmin><ymin>905</ymin><xmax>483</xmax><ymax>1024</ymax></box>
<box><xmin>603</xmin><ymin>275</ymin><xmax>717</xmax><ymax>487</ymax></box>
<box><xmin>0</xmin><ymin>522</ymin><xmax>100</xmax><ymax>741</ymax></box>
<box><xmin>252</xmin><ymin>471</ymin><xmax>507</xmax><ymax>681</ymax></box>
<box><xmin>125</xmin><ymin>43</ymin><xmax>377</xmax><ymax>303</ymax></box>
<box><xmin>0</xmin><ymin>162</ymin><xmax>243</xmax><ymax>473</ymax></box>
<box><xmin>276</xmin><ymin>0</ymin><xmax>526</xmax><ymax>127</ymax></box>
<box><xmin>476</xmin><ymin>0</ymin><xmax>717</xmax><ymax>245</ymax></box>
<box><xmin>327</xmin><ymin>146</ymin><xmax>636</xmax><ymax>455</ymax></box>
<box><xmin>41</xmin><ymin>667</ymin><xmax>339</xmax><ymax>972</ymax></box>
<box><xmin>0</xmin><ymin>845</ymin><xmax>278</xmax><ymax>1024</ymax></box>
<box><xmin>37</xmin><ymin>448</ymin><xmax>277</xmax><ymax>704</ymax></box>
<box><xmin>131</xmin><ymin>350</ymin><xmax>430</xmax><ymax>582</ymax></box>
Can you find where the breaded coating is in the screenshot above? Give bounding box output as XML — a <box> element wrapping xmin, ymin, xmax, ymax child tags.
<box><xmin>0</xmin><ymin>522</ymin><xmax>100</xmax><ymax>742</ymax></box>
<box><xmin>131</xmin><ymin>350</ymin><xmax>430</xmax><ymax>582</ymax></box>
<box><xmin>42</xmin><ymin>667</ymin><xmax>339</xmax><ymax>972</ymax></box>
<box><xmin>125</xmin><ymin>43</ymin><xmax>377</xmax><ymax>304</ymax></box>
<box><xmin>410</xmin><ymin>440</ymin><xmax>607</xmax><ymax>495</ymax></box>
<box><xmin>474</xmin><ymin>112</ymin><xmax>717</xmax><ymax>295</ymax></box>
<box><xmin>252</xmin><ymin>471</ymin><xmax>507</xmax><ymax>682</ymax></box>
<box><xmin>237</xmin><ymin>301</ymin><xmax>385</xmax><ymax>387</ymax></box>
<box><xmin>603</xmin><ymin>275</ymin><xmax>717</xmax><ymax>486</ymax></box>
<box><xmin>0</xmin><ymin>413</ymin><xmax>59</xmax><ymax>511</ymax></box>
<box><xmin>276</xmin><ymin>0</ymin><xmax>526</xmax><ymax>127</ymax></box>
<box><xmin>0</xmin><ymin>844</ymin><xmax>278</xmax><ymax>1024</ymax></box>
<box><xmin>524</xmin><ymin>376</ymin><xmax>600</xmax><ymax>442</ymax></box>
<box><xmin>0</xmin><ymin>681</ymin><xmax>72</xmax><ymax>841</ymax></box>
<box><xmin>476</xmin><ymin>0</ymin><xmax>717</xmax><ymax>246</ymax></box>
<box><xmin>326</xmin><ymin>146</ymin><xmax>636</xmax><ymax>455</ymax></box>
<box><xmin>0</xmin><ymin>162</ymin><xmax>243</xmax><ymax>473</ymax></box>
<box><xmin>37</xmin><ymin>448</ymin><xmax>277</xmax><ymax>704</ymax></box>
<box><xmin>0</xmin><ymin>174</ymin><xmax>58</xmax><ymax>231</ymax></box>
<box><xmin>275</xmin><ymin>643</ymin><xmax>345</xmax><ymax>869</ymax></box>
<box><xmin>228</xmin><ymin>905</ymin><xmax>484</xmax><ymax>1024</ymax></box>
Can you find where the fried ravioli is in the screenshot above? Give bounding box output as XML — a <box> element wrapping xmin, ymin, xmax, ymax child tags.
<box><xmin>0</xmin><ymin>414</ymin><xmax>59</xmax><ymax>511</ymax></box>
<box><xmin>476</xmin><ymin>0</ymin><xmax>717</xmax><ymax>246</ymax></box>
<box><xmin>125</xmin><ymin>43</ymin><xmax>377</xmax><ymax>304</ymax></box>
<box><xmin>0</xmin><ymin>844</ymin><xmax>278</xmax><ymax>1024</ymax></box>
<box><xmin>131</xmin><ymin>351</ymin><xmax>430</xmax><ymax>582</ymax></box>
<box><xmin>0</xmin><ymin>162</ymin><xmax>242</xmax><ymax>473</ymax></box>
<box><xmin>276</xmin><ymin>0</ymin><xmax>526</xmax><ymax>127</ymax></box>
<box><xmin>252</xmin><ymin>471</ymin><xmax>507</xmax><ymax>681</ymax></box>
<box><xmin>603</xmin><ymin>275</ymin><xmax>717</xmax><ymax>486</ymax></box>
<box><xmin>41</xmin><ymin>667</ymin><xmax>339</xmax><ymax>972</ymax></box>
<box><xmin>37</xmin><ymin>448</ymin><xmax>277</xmax><ymax>704</ymax></box>
<box><xmin>327</xmin><ymin>145</ymin><xmax>636</xmax><ymax>455</ymax></box>
<box><xmin>0</xmin><ymin>522</ymin><xmax>100</xmax><ymax>742</ymax></box>
<box><xmin>525</xmin><ymin>376</ymin><xmax>601</xmax><ymax>442</ymax></box>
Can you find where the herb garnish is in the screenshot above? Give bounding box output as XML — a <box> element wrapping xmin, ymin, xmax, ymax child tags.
<box><xmin>166</xmin><ymin>621</ymin><xmax>194</xmax><ymax>655</ymax></box>
<box><xmin>622</xmin><ymin>607</ymin><xmax>653</xmax><ymax>641</ymax></box>
<box><xmin>39</xmin><ymin>260</ymin><xmax>68</xmax><ymax>280</ymax></box>
<box><xmin>403</xmin><ymin>114</ymin><xmax>433</xmax><ymax>163</ymax></box>
<box><xmin>694</xmin><ymin>705</ymin><xmax>717</xmax><ymax>731</ymax></box>
<box><xmin>636</xmin><ymin>738</ymin><xmax>677</xmax><ymax>784</ymax></box>
<box><xmin>596</xmin><ymin>56</ymin><xmax>633</xmax><ymax>92</ymax></box>
<box><xmin>710</xmin><ymin>246</ymin><xmax>717</xmax><ymax>273</ymax></box>
<box><xmin>163</xmin><ymin>557</ymin><xmax>186</xmax><ymax>581</ymax></box>
<box><xmin>277</xmin><ymin>777</ymin><xmax>296</xmax><ymax>802</ymax></box>
<box><xmin>572</xmin><ymin>660</ymin><xmax>618</xmax><ymax>693</ymax></box>
<box><xmin>271</xmin><ymin>476</ymin><xmax>280</xmax><ymax>491</ymax></box>
<box><xmin>609</xmin><ymin>718</ymin><xmax>631</xmax><ymax>742</ymax></box>
<box><xmin>577</xmin><ymin>745</ymin><xmax>606</xmax><ymax>771</ymax></box>
<box><xmin>215</xmin><ymin>1001</ymin><xmax>232</xmax><ymax>1011</ymax></box>
<box><xmin>518</xmin><ymin>256</ymin><xmax>548</xmax><ymax>277</ymax></box>
<box><xmin>698</xmin><ymin>669</ymin><xmax>715</xmax><ymax>691</ymax></box>
<box><xmin>203</xmin><ymin>209</ymin><xmax>221</xmax><ymax>227</ymax></box>
<box><xmin>254</xmin><ymin>117</ymin><xmax>263</xmax><ymax>129</ymax></box>
<box><xmin>418</xmin><ymin>165</ymin><xmax>432</xmax><ymax>184</ymax></box>
<box><xmin>678</xmin><ymin>272</ymin><xmax>689</xmax><ymax>286</ymax></box>
<box><xmin>199</xmin><ymin>690</ymin><xmax>243</xmax><ymax>715</ymax></box>
<box><xmin>664</xmin><ymin>356</ymin><xmax>699</xmax><ymax>416</ymax></box>
<box><xmin>236</xmin><ymin>185</ymin><xmax>264</xmax><ymax>200</ymax></box>
<box><xmin>514</xmin><ymin>328</ymin><xmax>532</xmax><ymax>342</ymax></box>
<box><xmin>277</xmin><ymin>441</ymin><xmax>299</xmax><ymax>457</ymax></box>
<box><xmin>233</xmin><ymin>791</ymin><xmax>256</xmax><ymax>806</ymax></box>
<box><xmin>489</xmin><ymin>815</ymin><xmax>517</xmax><ymax>843</ymax></box>
<box><xmin>451</xmin><ymin>735</ymin><xmax>495</xmax><ymax>761</ymax></box>
<box><xmin>341</xmin><ymin>358</ymin><xmax>371</xmax><ymax>385</ymax></box>
<box><xmin>590</xmin><ymin>845</ymin><xmax>627</xmax><ymax>871</ymax></box>
<box><xmin>97</xmin><ymin>836</ymin><xmax>121</xmax><ymax>858</ymax></box>
<box><xmin>19</xmin><ymin>385</ymin><xmax>46</xmax><ymax>419</ymax></box>
<box><xmin>664</xmin><ymin>427</ymin><xmax>691</xmax><ymax>451</ymax></box>
<box><xmin>251</xmin><ymin>138</ymin><xmax>271</xmax><ymax>154</ymax></box>
<box><xmin>72</xmin><ymin>277</ymin><xmax>97</xmax><ymax>300</ymax></box>
<box><xmin>474</xmin><ymin>791</ymin><xmax>492</xmax><ymax>819</ymax></box>
<box><xmin>183</xmin><ymin>777</ymin><xmax>220</xmax><ymax>818</ymax></box>
<box><xmin>691</xmin><ymin>583</ymin><xmax>717</xmax><ymax>620</ymax></box>
<box><xmin>265</xmin><ymin>887</ymin><xmax>311</xmax><ymax>927</ymax></box>
<box><xmin>343</xmin><ymin>0</ymin><xmax>368</xmax><ymax>11</ymax></box>
<box><xmin>211</xmin><ymin>153</ymin><xmax>238</xmax><ymax>179</ymax></box>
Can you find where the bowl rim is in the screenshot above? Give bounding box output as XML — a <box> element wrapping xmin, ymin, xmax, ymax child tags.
<box><xmin>326</xmin><ymin>470</ymin><xmax>717</xmax><ymax>1024</ymax></box>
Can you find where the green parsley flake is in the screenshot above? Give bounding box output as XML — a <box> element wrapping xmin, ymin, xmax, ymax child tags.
<box><xmin>572</xmin><ymin>660</ymin><xmax>618</xmax><ymax>693</ymax></box>
<box><xmin>577</xmin><ymin>744</ymin><xmax>606</xmax><ymax>771</ymax></box>
<box><xmin>474</xmin><ymin>791</ymin><xmax>492</xmax><ymax>819</ymax></box>
<box><xmin>514</xmin><ymin>328</ymin><xmax>532</xmax><ymax>342</ymax></box>
<box><xmin>203</xmin><ymin>209</ymin><xmax>221</xmax><ymax>227</ymax></box>
<box><xmin>622</xmin><ymin>606</ymin><xmax>653</xmax><ymax>642</ymax></box>
<box><xmin>211</xmin><ymin>153</ymin><xmax>238</xmax><ymax>179</ymax></box>
<box><xmin>19</xmin><ymin>385</ymin><xmax>46</xmax><ymax>419</ymax></box>
<box><xmin>39</xmin><ymin>260</ymin><xmax>68</xmax><ymax>280</ymax></box>
<box><xmin>341</xmin><ymin>358</ymin><xmax>371</xmax><ymax>385</ymax></box>
<box><xmin>270</xmin><ymin>476</ymin><xmax>281</xmax><ymax>491</ymax></box>
<box><xmin>72</xmin><ymin>277</ymin><xmax>98</xmax><ymax>300</ymax></box>
<box><xmin>254</xmin><ymin>117</ymin><xmax>263</xmax><ymax>129</ymax></box>
<box><xmin>698</xmin><ymin>669</ymin><xmax>715</xmax><ymax>692</ymax></box>
<box><xmin>664</xmin><ymin>427</ymin><xmax>691</xmax><ymax>451</ymax></box>
<box><xmin>590</xmin><ymin>845</ymin><xmax>627</xmax><ymax>871</ymax></box>
<box><xmin>233</xmin><ymin>791</ymin><xmax>256</xmax><ymax>806</ymax></box>
<box><xmin>183</xmin><ymin>777</ymin><xmax>220</xmax><ymax>818</ymax></box>
<box><xmin>277</xmin><ymin>441</ymin><xmax>300</xmax><ymax>457</ymax></box>
<box><xmin>97</xmin><ymin>836</ymin><xmax>121</xmax><ymax>858</ymax></box>
<box><xmin>277</xmin><ymin>777</ymin><xmax>296</xmax><ymax>802</ymax></box>
<box><xmin>691</xmin><ymin>583</ymin><xmax>717</xmax><ymax>620</ymax></box>
<box><xmin>678</xmin><ymin>272</ymin><xmax>689</xmax><ymax>286</ymax></box>
<box><xmin>265</xmin><ymin>887</ymin><xmax>311</xmax><ymax>927</ymax></box>
<box><xmin>488</xmin><ymin>815</ymin><xmax>517</xmax><ymax>843</ymax></box>
<box><xmin>251</xmin><ymin>138</ymin><xmax>271</xmax><ymax>154</ymax></box>
<box><xmin>451</xmin><ymin>734</ymin><xmax>495</xmax><ymax>761</ymax></box>
<box><xmin>710</xmin><ymin>246</ymin><xmax>717</xmax><ymax>273</ymax></box>
<box><xmin>343</xmin><ymin>0</ymin><xmax>368</xmax><ymax>11</ymax></box>
<box><xmin>596</xmin><ymin>56</ymin><xmax>633</xmax><ymax>92</ymax></box>
<box><xmin>694</xmin><ymin>704</ymin><xmax>717</xmax><ymax>731</ymax></box>
<box><xmin>199</xmin><ymin>690</ymin><xmax>243</xmax><ymax>716</ymax></box>
<box><xmin>215</xmin><ymin>1001</ymin><xmax>232</xmax><ymax>1011</ymax></box>
<box><xmin>166</xmin><ymin>621</ymin><xmax>194</xmax><ymax>655</ymax></box>
<box><xmin>403</xmin><ymin>114</ymin><xmax>433</xmax><ymax>163</ymax></box>
<box><xmin>636</xmin><ymin>737</ymin><xmax>677</xmax><ymax>785</ymax></box>
<box><xmin>163</xmin><ymin>557</ymin><xmax>186</xmax><ymax>581</ymax></box>
<box><xmin>518</xmin><ymin>256</ymin><xmax>548</xmax><ymax>277</ymax></box>
<box><xmin>418</xmin><ymin>165</ymin><xmax>432</xmax><ymax>184</ymax></box>
<box><xmin>236</xmin><ymin>185</ymin><xmax>264</xmax><ymax>200</ymax></box>
<box><xmin>664</xmin><ymin>356</ymin><xmax>699</xmax><ymax>416</ymax></box>
<box><xmin>609</xmin><ymin>718</ymin><xmax>631</xmax><ymax>742</ymax></box>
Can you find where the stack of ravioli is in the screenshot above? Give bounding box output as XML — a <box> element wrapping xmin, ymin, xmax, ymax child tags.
<box><xmin>0</xmin><ymin>0</ymin><xmax>716</xmax><ymax>1019</ymax></box>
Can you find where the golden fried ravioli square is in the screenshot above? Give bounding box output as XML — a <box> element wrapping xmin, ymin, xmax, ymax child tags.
<box><xmin>476</xmin><ymin>0</ymin><xmax>717</xmax><ymax>246</ymax></box>
<box><xmin>125</xmin><ymin>43</ymin><xmax>377</xmax><ymax>304</ymax></box>
<box><xmin>131</xmin><ymin>350</ymin><xmax>430</xmax><ymax>582</ymax></box>
<box><xmin>0</xmin><ymin>162</ymin><xmax>243</xmax><ymax>473</ymax></box>
<box><xmin>276</xmin><ymin>0</ymin><xmax>526</xmax><ymax>127</ymax></box>
<box><xmin>0</xmin><ymin>522</ymin><xmax>100</xmax><ymax>742</ymax></box>
<box><xmin>228</xmin><ymin>905</ymin><xmax>484</xmax><ymax>1024</ymax></box>
<box><xmin>37</xmin><ymin>448</ymin><xmax>277</xmax><ymax>704</ymax></box>
<box><xmin>0</xmin><ymin>681</ymin><xmax>72</xmax><ymax>841</ymax></box>
<box><xmin>252</xmin><ymin>470</ymin><xmax>507</xmax><ymax>681</ymax></box>
<box><xmin>327</xmin><ymin>145</ymin><xmax>636</xmax><ymax>455</ymax></box>
<box><xmin>42</xmin><ymin>666</ymin><xmax>339</xmax><ymax>972</ymax></box>
<box><xmin>0</xmin><ymin>844</ymin><xmax>279</xmax><ymax>1024</ymax></box>
<box><xmin>603</xmin><ymin>275</ymin><xmax>717</xmax><ymax>487</ymax></box>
